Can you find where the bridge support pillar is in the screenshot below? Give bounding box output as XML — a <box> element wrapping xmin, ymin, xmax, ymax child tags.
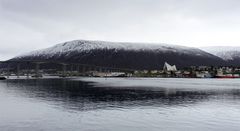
<box><xmin>62</xmin><ymin>64</ymin><xmax>67</xmax><ymax>77</ymax></box>
<box><xmin>7</xmin><ymin>64</ymin><xmax>10</xmax><ymax>78</ymax></box>
<box><xmin>82</xmin><ymin>66</ymin><xmax>85</xmax><ymax>73</ymax></box>
<box><xmin>26</xmin><ymin>67</ymin><xmax>29</xmax><ymax>79</ymax></box>
<box><xmin>35</xmin><ymin>63</ymin><xmax>40</xmax><ymax>78</ymax></box>
<box><xmin>99</xmin><ymin>67</ymin><xmax>102</xmax><ymax>73</ymax></box>
<box><xmin>17</xmin><ymin>64</ymin><xmax>20</xmax><ymax>78</ymax></box>
<box><xmin>87</xmin><ymin>66</ymin><xmax>91</xmax><ymax>72</ymax></box>
<box><xmin>76</xmin><ymin>65</ymin><xmax>80</xmax><ymax>76</ymax></box>
<box><xmin>70</xmin><ymin>65</ymin><xmax>74</xmax><ymax>76</ymax></box>
<box><xmin>26</xmin><ymin>62</ymin><xmax>30</xmax><ymax>79</ymax></box>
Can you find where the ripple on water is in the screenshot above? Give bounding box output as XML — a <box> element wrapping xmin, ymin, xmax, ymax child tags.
<box><xmin>1</xmin><ymin>78</ymin><xmax>240</xmax><ymax>131</ymax></box>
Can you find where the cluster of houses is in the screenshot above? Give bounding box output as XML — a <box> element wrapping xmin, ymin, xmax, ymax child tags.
<box><xmin>133</xmin><ymin>62</ymin><xmax>240</xmax><ymax>78</ymax></box>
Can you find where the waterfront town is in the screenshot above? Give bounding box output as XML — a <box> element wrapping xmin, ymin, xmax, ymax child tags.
<box><xmin>1</xmin><ymin>62</ymin><xmax>240</xmax><ymax>79</ymax></box>
<box><xmin>134</xmin><ymin>62</ymin><xmax>240</xmax><ymax>78</ymax></box>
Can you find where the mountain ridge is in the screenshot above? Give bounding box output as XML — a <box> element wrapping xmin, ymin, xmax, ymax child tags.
<box><xmin>10</xmin><ymin>40</ymin><xmax>226</xmax><ymax>70</ymax></box>
<box><xmin>16</xmin><ymin>40</ymin><xmax>212</xmax><ymax>58</ymax></box>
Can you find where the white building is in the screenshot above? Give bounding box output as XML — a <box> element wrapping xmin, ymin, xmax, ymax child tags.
<box><xmin>163</xmin><ymin>62</ymin><xmax>177</xmax><ymax>72</ymax></box>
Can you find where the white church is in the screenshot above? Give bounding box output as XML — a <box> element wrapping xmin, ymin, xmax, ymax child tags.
<box><xmin>163</xmin><ymin>62</ymin><xmax>177</xmax><ymax>72</ymax></box>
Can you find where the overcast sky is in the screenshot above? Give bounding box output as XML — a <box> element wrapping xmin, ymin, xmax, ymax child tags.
<box><xmin>1</xmin><ymin>0</ymin><xmax>240</xmax><ymax>60</ymax></box>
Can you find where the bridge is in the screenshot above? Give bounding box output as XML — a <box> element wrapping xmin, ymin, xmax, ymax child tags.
<box><xmin>0</xmin><ymin>60</ymin><xmax>135</xmax><ymax>78</ymax></box>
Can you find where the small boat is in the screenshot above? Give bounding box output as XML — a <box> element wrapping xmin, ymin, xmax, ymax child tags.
<box><xmin>0</xmin><ymin>76</ymin><xmax>7</xmax><ymax>80</ymax></box>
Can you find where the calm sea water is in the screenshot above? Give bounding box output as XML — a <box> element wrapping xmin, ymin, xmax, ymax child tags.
<box><xmin>1</xmin><ymin>78</ymin><xmax>240</xmax><ymax>131</ymax></box>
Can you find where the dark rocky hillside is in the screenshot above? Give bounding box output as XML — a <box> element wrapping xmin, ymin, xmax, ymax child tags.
<box><xmin>8</xmin><ymin>39</ymin><xmax>226</xmax><ymax>70</ymax></box>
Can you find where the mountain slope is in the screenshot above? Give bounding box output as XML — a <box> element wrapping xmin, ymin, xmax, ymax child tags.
<box><xmin>11</xmin><ymin>40</ymin><xmax>225</xmax><ymax>70</ymax></box>
<box><xmin>201</xmin><ymin>46</ymin><xmax>240</xmax><ymax>66</ymax></box>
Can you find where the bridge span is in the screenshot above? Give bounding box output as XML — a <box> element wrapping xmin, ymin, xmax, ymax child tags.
<box><xmin>0</xmin><ymin>60</ymin><xmax>135</xmax><ymax>78</ymax></box>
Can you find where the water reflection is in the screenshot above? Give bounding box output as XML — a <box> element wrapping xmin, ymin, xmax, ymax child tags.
<box><xmin>2</xmin><ymin>78</ymin><xmax>240</xmax><ymax>111</ymax></box>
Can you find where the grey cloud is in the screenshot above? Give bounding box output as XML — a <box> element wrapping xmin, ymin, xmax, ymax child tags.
<box><xmin>1</xmin><ymin>0</ymin><xmax>240</xmax><ymax>60</ymax></box>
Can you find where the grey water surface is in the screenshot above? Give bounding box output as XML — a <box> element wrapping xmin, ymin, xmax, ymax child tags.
<box><xmin>0</xmin><ymin>78</ymin><xmax>240</xmax><ymax>131</ymax></box>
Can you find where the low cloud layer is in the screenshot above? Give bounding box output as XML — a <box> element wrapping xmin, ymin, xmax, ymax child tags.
<box><xmin>1</xmin><ymin>0</ymin><xmax>240</xmax><ymax>60</ymax></box>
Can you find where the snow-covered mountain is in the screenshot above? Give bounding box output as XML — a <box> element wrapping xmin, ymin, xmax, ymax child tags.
<box><xmin>17</xmin><ymin>40</ymin><xmax>211</xmax><ymax>59</ymax></box>
<box><xmin>11</xmin><ymin>40</ymin><xmax>225</xmax><ymax>69</ymax></box>
<box><xmin>201</xmin><ymin>46</ymin><xmax>240</xmax><ymax>61</ymax></box>
<box><xmin>200</xmin><ymin>46</ymin><xmax>240</xmax><ymax>66</ymax></box>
